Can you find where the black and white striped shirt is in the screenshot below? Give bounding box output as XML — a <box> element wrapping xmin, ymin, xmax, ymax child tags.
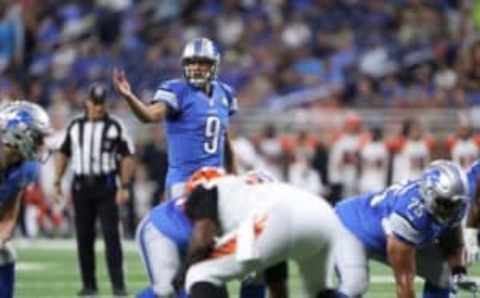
<box><xmin>59</xmin><ymin>114</ymin><xmax>135</xmax><ymax>177</ymax></box>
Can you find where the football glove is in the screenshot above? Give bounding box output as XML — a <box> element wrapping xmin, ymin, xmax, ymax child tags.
<box><xmin>452</xmin><ymin>266</ymin><xmax>478</xmax><ymax>294</ymax></box>
<box><xmin>465</xmin><ymin>228</ymin><xmax>480</xmax><ymax>266</ymax></box>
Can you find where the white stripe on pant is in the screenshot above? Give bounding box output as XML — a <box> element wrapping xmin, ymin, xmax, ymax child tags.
<box><xmin>136</xmin><ymin>216</ymin><xmax>181</xmax><ymax>297</ymax></box>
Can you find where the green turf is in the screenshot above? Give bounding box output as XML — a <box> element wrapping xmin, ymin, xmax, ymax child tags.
<box><xmin>12</xmin><ymin>239</ymin><xmax>480</xmax><ymax>297</ymax></box>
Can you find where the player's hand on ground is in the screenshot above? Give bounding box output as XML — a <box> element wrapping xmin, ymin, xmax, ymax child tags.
<box><xmin>453</xmin><ymin>273</ymin><xmax>478</xmax><ymax>293</ymax></box>
<box><xmin>464</xmin><ymin>228</ymin><xmax>480</xmax><ymax>266</ymax></box>
<box><xmin>452</xmin><ymin>266</ymin><xmax>478</xmax><ymax>294</ymax></box>
<box><xmin>112</xmin><ymin>68</ymin><xmax>133</xmax><ymax>98</ymax></box>
<box><xmin>172</xmin><ymin>267</ymin><xmax>187</xmax><ymax>295</ymax></box>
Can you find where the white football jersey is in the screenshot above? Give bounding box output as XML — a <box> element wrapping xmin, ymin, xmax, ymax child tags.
<box><xmin>213</xmin><ymin>175</ymin><xmax>319</xmax><ymax>235</ymax></box>
<box><xmin>451</xmin><ymin>139</ymin><xmax>479</xmax><ymax>170</ymax></box>
<box><xmin>359</xmin><ymin>141</ymin><xmax>388</xmax><ymax>193</ymax></box>
<box><xmin>328</xmin><ymin>134</ymin><xmax>361</xmax><ymax>196</ymax></box>
<box><xmin>392</xmin><ymin>140</ymin><xmax>430</xmax><ymax>183</ymax></box>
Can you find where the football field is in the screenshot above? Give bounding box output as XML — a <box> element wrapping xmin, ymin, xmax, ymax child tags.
<box><xmin>13</xmin><ymin>239</ymin><xmax>480</xmax><ymax>298</ymax></box>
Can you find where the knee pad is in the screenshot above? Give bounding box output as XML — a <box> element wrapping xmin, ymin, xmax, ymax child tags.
<box><xmin>185</xmin><ymin>264</ymin><xmax>224</xmax><ymax>294</ymax></box>
<box><xmin>423</xmin><ymin>282</ymin><xmax>452</xmax><ymax>298</ymax></box>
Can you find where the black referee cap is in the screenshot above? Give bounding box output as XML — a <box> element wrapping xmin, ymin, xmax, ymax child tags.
<box><xmin>88</xmin><ymin>83</ymin><xmax>107</xmax><ymax>104</ymax></box>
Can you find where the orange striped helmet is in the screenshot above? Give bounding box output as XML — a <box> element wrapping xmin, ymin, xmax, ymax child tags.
<box><xmin>186</xmin><ymin>167</ymin><xmax>226</xmax><ymax>193</ymax></box>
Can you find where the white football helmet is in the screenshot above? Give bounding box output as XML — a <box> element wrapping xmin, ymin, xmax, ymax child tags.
<box><xmin>0</xmin><ymin>101</ymin><xmax>51</xmax><ymax>160</ymax></box>
<box><xmin>419</xmin><ymin>160</ymin><xmax>469</xmax><ymax>224</ymax></box>
<box><xmin>181</xmin><ymin>37</ymin><xmax>220</xmax><ymax>88</ymax></box>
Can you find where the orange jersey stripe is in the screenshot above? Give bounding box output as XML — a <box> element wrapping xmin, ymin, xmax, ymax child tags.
<box><xmin>210</xmin><ymin>215</ymin><xmax>268</xmax><ymax>258</ymax></box>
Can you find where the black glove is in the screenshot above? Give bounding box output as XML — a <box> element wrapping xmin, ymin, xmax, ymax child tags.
<box><xmin>452</xmin><ymin>266</ymin><xmax>478</xmax><ymax>293</ymax></box>
<box><xmin>172</xmin><ymin>265</ymin><xmax>187</xmax><ymax>294</ymax></box>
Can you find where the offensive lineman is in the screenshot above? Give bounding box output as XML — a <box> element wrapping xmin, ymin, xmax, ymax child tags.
<box><xmin>0</xmin><ymin>101</ymin><xmax>51</xmax><ymax>298</ymax></box>
<box><xmin>335</xmin><ymin>160</ymin><xmax>475</xmax><ymax>298</ymax></box>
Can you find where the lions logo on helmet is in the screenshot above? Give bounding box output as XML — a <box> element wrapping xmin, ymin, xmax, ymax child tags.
<box><xmin>420</xmin><ymin>160</ymin><xmax>469</xmax><ymax>224</ymax></box>
<box><xmin>181</xmin><ymin>37</ymin><xmax>220</xmax><ymax>88</ymax></box>
<box><xmin>0</xmin><ymin>101</ymin><xmax>51</xmax><ymax>160</ymax></box>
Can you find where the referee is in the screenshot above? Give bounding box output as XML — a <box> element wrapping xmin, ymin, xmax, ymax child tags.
<box><xmin>53</xmin><ymin>83</ymin><xmax>135</xmax><ymax>297</ymax></box>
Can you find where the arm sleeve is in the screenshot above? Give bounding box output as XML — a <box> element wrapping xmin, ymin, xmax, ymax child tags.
<box><xmin>388</xmin><ymin>193</ymin><xmax>428</xmax><ymax>246</ymax></box>
<box><xmin>220</xmin><ymin>83</ymin><xmax>238</xmax><ymax>116</ymax></box>
<box><xmin>152</xmin><ymin>81</ymin><xmax>181</xmax><ymax>113</ymax></box>
<box><xmin>388</xmin><ymin>212</ymin><xmax>423</xmax><ymax>246</ymax></box>
<box><xmin>467</xmin><ymin>160</ymin><xmax>480</xmax><ymax>200</ymax></box>
<box><xmin>0</xmin><ymin>162</ymin><xmax>38</xmax><ymax>203</ymax></box>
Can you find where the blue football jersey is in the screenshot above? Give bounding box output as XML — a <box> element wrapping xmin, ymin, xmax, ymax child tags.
<box><xmin>336</xmin><ymin>180</ymin><xmax>464</xmax><ymax>255</ymax></box>
<box><xmin>152</xmin><ymin>79</ymin><xmax>237</xmax><ymax>196</ymax></box>
<box><xmin>0</xmin><ymin>160</ymin><xmax>39</xmax><ymax>203</ymax></box>
<box><xmin>148</xmin><ymin>199</ymin><xmax>192</xmax><ymax>255</ymax></box>
<box><xmin>467</xmin><ymin>160</ymin><xmax>480</xmax><ymax>201</ymax></box>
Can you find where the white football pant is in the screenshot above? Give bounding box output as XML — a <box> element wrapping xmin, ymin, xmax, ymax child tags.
<box><xmin>335</xmin><ymin>224</ymin><xmax>451</xmax><ymax>296</ymax></box>
<box><xmin>185</xmin><ymin>196</ymin><xmax>344</xmax><ymax>298</ymax></box>
<box><xmin>136</xmin><ymin>216</ymin><xmax>181</xmax><ymax>297</ymax></box>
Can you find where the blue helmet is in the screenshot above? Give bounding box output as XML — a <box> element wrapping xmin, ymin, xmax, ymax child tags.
<box><xmin>181</xmin><ymin>37</ymin><xmax>220</xmax><ymax>88</ymax></box>
<box><xmin>419</xmin><ymin>160</ymin><xmax>469</xmax><ymax>224</ymax></box>
<box><xmin>0</xmin><ymin>101</ymin><xmax>51</xmax><ymax>160</ymax></box>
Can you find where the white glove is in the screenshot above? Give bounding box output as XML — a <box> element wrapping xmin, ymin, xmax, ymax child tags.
<box><xmin>452</xmin><ymin>271</ymin><xmax>478</xmax><ymax>294</ymax></box>
<box><xmin>465</xmin><ymin>228</ymin><xmax>480</xmax><ymax>266</ymax></box>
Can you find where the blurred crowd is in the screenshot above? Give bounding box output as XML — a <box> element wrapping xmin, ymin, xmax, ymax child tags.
<box><xmin>2</xmin><ymin>0</ymin><xmax>480</xmax><ymax>110</ymax></box>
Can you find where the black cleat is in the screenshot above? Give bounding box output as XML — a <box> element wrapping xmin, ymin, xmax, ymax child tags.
<box><xmin>77</xmin><ymin>288</ymin><xmax>98</xmax><ymax>297</ymax></box>
<box><xmin>113</xmin><ymin>288</ymin><xmax>129</xmax><ymax>298</ymax></box>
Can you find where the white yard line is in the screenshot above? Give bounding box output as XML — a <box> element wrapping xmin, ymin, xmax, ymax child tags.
<box><xmin>13</xmin><ymin>239</ymin><xmax>138</xmax><ymax>252</ymax></box>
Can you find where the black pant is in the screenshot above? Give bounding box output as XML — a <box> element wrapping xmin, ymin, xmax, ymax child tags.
<box><xmin>72</xmin><ymin>177</ymin><xmax>125</xmax><ymax>291</ymax></box>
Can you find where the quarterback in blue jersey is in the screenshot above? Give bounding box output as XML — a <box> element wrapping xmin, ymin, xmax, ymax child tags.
<box><xmin>335</xmin><ymin>160</ymin><xmax>473</xmax><ymax>298</ymax></box>
<box><xmin>113</xmin><ymin>37</ymin><xmax>237</xmax><ymax>200</ymax></box>
<box><xmin>113</xmin><ymin>37</ymin><xmax>270</xmax><ymax>298</ymax></box>
<box><xmin>0</xmin><ymin>101</ymin><xmax>51</xmax><ymax>298</ymax></box>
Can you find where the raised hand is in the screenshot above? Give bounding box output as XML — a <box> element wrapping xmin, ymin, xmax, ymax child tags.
<box><xmin>112</xmin><ymin>68</ymin><xmax>133</xmax><ymax>98</ymax></box>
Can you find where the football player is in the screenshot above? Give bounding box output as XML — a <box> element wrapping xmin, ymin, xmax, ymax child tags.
<box><xmin>135</xmin><ymin>168</ymin><xmax>287</xmax><ymax>298</ymax></box>
<box><xmin>0</xmin><ymin>101</ymin><xmax>51</xmax><ymax>298</ymax></box>
<box><xmin>335</xmin><ymin>160</ymin><xmax>475</xmax><ymax>298</ymax></box>
<box><xmin>113</xmin><ymin>37</ymin><xmax>237</xmax><ymax>200</ymax></box>
<box><xmin>175</xmin><ymin>170</ymin><xmax>349</xmax><ymax>298</ymax></box>
<box><xmin>114</xmin><ymin>37</ymin><xmax>270</xmax><ymax>298</ymax></box>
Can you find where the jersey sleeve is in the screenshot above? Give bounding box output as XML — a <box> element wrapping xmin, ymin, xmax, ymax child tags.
<box><xmin>388</xmin><ymin>192</ymin><xmax>428</xmax><ymax>246</ymax></box>
<box><xmin>0</xmin><ymin>162</ymin><xmax>39</xmax><ymax>203</ymax></box>
<box><xmin>152</xmin><ymin>80</ymin><xmax>182</xmax><ymax>113</ymax></box>
<box><xmin>467</xmin><ymin>160</ymin><xmax>480</xmax><ymax>200</ymax></box>
<box><xmin>219</xmin><ymin>82</ymin><xmax>238</xmax><ymax>116</ymax></box>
